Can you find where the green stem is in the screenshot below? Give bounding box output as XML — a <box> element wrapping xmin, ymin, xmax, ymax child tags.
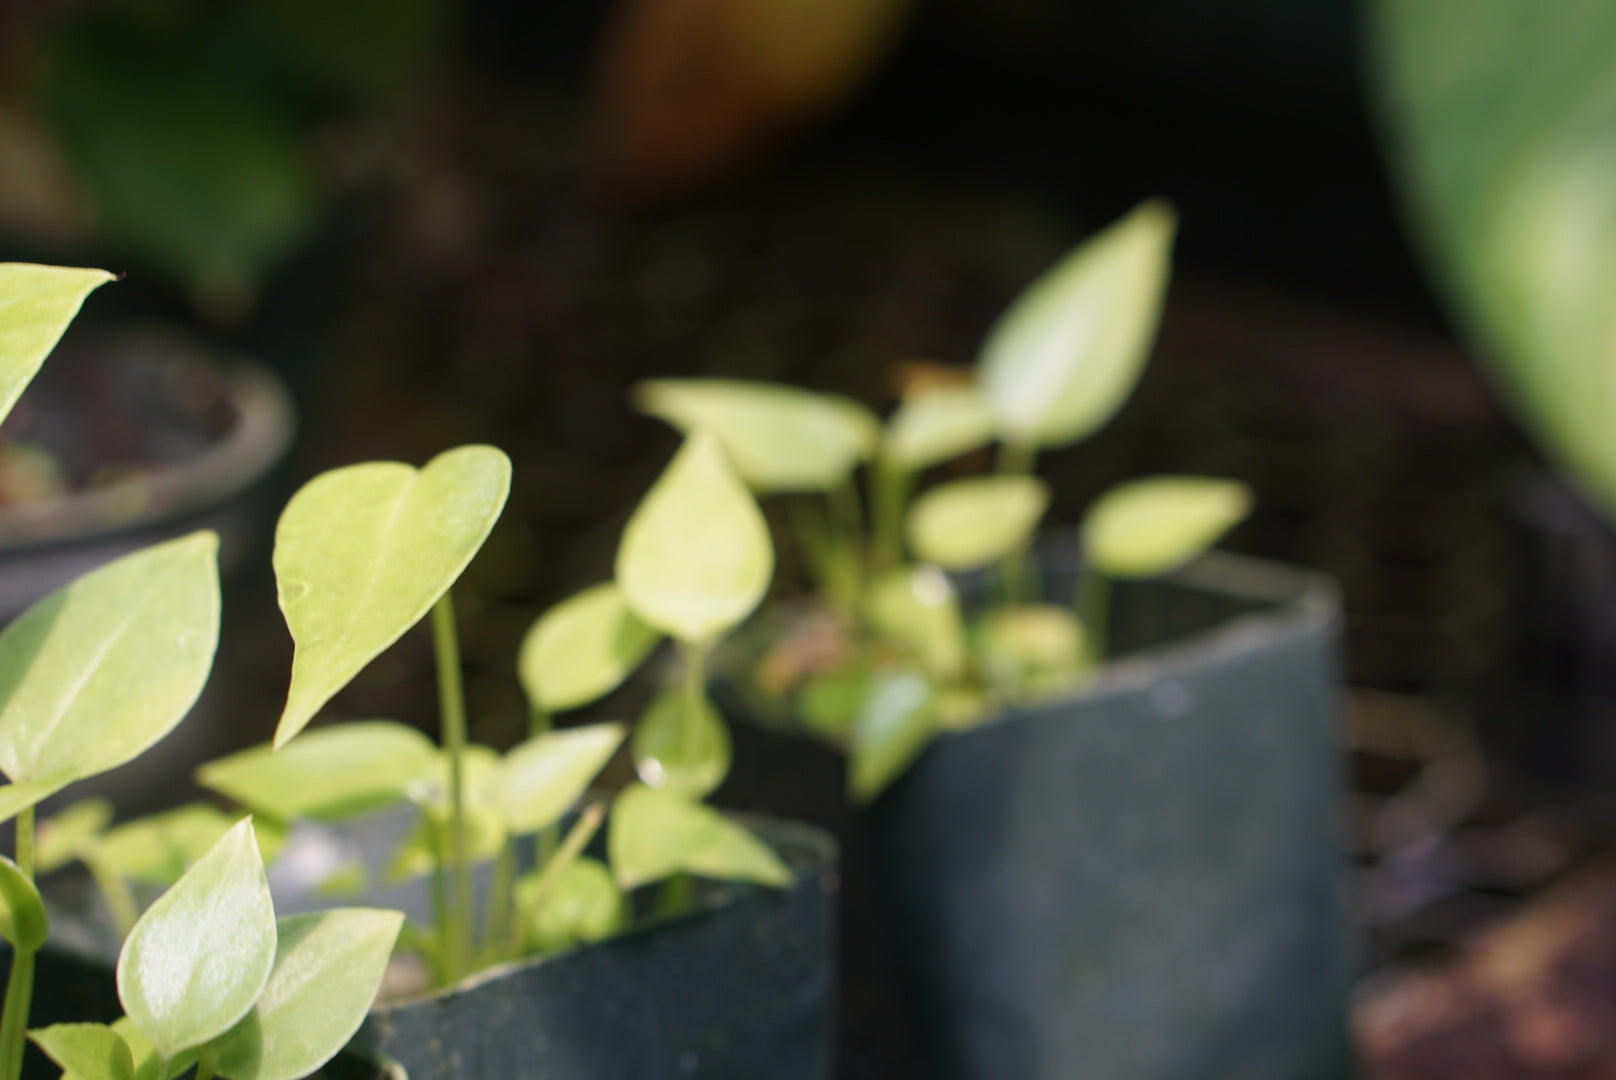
<box><xmin>0</xmin><ymin>808</ymin><xmax>36</xmax><ymax>1080</ymax></box>
<box><xmin>86</xmin><ymin>856</ymin><xmax>138</xmax><ymax>939</ymax></box>
<box><xmin>827</xmin><ymin>479</ymin><xmax>867</xmax><ymax>606</ymax></box>
<box><xmin>996</xmin><ymin>440</ymin><xmax>1038</xmax><ymax>606</ymax></box>
<box><xmin>426</xmin><ymin>846</ymin><xmax>449</xmax><ymax>987</ymax></box>
<box><xmin>485</xmin><ymin>836</ymin><xmax>515</xmax><ymax>966</ymax></box>
<box><xmin>1077</xmin><ymin>568</ymin><xmax>1112</xmax><ymax>666</ymax></box>
<box><xmin>870</xmin><ymin>459</ymin><xmax>913</xmax><ymax>574</ymax></box>
<box><xmin>431</xmin><ymin>593</ymin><xmax>473</xmax><ymax>986</ymax></box>
<box><xmin>194</xmin><ymin>1049</ymin><xmax>218</xmax><ymax>1080</ymax></box>
<box><xmin>680</xmin><ymin>640</ymin><xmax>708</xmax><ymax>763</ymax></box>
<box><xmin>521</xmin><ymin>803</ymin><xmax>605</xmax><ymax>926</ymax></box>
<box><xmin>529</xmin><ymin>703</ymin><xmax>552</xmax><ymax>738</ymax></box>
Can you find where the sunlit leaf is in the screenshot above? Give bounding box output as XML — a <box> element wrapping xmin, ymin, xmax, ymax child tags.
<box><xmin>199</xmin><ymin>722</ymin><xmax>439</xmax><ymax>822</ymax></box>
<box><xmin>904</xmin><ymin>476</ymin><xmax>1049</xmax><ymax>570</ymax></box>
<box><xmin>616</xmin><ymin>431</ymin><xmax>773</xmax><ymax>642</ymax></box>
<box><xmin>110</xmin><ymin>1017</ymin><xmax>169</xmax><ymax>1080</ymax></box>
<box><xmin>634</xmin><ymin>379</ymin><xmax>880</xmax><ymax>492</ymax></box>
<box><xmin>274</xmin><ymin>445</ymin><xmax>511</xmax><ymax>747</ymax></box>
<box><xmin>978</xmin><ymin>202</ymin><xmax>1176</xmax><ymax>450</ymax></box>
<box><xmin>882</xmin><ymin>383</ymin><xmax>997</xmax><ymax>472</ymax></box>
<box><xmin>865</xmin><ymin>566</ymin><xmax>966</xmax><ymax>679</ymax></box>
<box><xmin>28</xmin><ymin>1023</ymin><xmax>133</xmax><ymax>1080</ymax></box>
<box><xmin>95</xmin><ymin>804</ymin><xmax>238</xmax><ymax>886</ymax></box>
<box><xmin>607</xmin><ymin>784</ymin><xmax>789</xmax><ymax>891</ymax></box>
<box><xmin>501</xmin><ymin>722</ymin><xmax>625</xmax><ymax>835</ymax></box>
<box><xmin>518</xmin><ymin>584</ymin><xmax>662</xmax><ymax>713</ymax></box>
<box><xmin>517</xmin><ymin>857</ymin><xmax>626</xmax><ymax>955</ymax></box>
<box><xmin>630</xmin><ymin>684</ymin><xmax>731</xmax><ymax>799</ymax></box>
<box><xmin>0</xmin><ymin>265</ymin><xmax>113</xmax><ymax>429</ymax></box>
<box><xmin>0</xmin><ymin>531</ymin><xmax>219</xmax><ymax>785</ymax></box>
<box><xmin>208</xmin><ymin>909</ymin><xmax>404</xmax><ymax>1080</ymax></box>
<box><xmin>1081</xmin><ymin>476</ymin><xmax>1251</xmax><ymax>578</ymax></box>
<box><xmin>972</xmin><ymin>605</ymin><xmax>1088</xmax><ymax>696</ymax></box>
<box><xmin>0</xmin><ymin>853</ymin><xmax>47</xmax><ymax>952</ymax></box>
<box><xmin>117</xmin><ymin>819</ymin><xmax>277</xmax><ymax>1061</ymax></box>
<box><xmin>848</xmin><ymin>670</ymin><xmax>934</xmax><ymax>802</ymax></box>
<box><xmin>37</xmin><ymin>797</ymin><xmax>113</xmax><ymax>873</ymax></box>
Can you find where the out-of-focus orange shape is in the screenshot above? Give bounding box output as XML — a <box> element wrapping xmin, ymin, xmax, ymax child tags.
<box><xmin>594</xmin><ymin>0</ymin><xmax>916</xmax><ymax>199</ymax></box>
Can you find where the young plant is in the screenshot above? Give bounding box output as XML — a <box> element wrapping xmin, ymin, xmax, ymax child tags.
<box><xmin>634</xmin><ymin>202</ymin><xmax>1253</xmax><ymax>799</ymax></box>
<box><xmin>25</xmin><ymin>818</ymin><xmax>401</xmax><ymax>1080</ymax></box>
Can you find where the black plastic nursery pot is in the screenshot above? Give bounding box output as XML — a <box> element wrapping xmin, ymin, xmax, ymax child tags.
<box><xmin>721</xmin><ymin>551</ymin><xmax>1357</xmax><ymax>1080</ymax></box>
<box><xmin>266</xmin><ymin>811</ymin><xmax>838</xmax><ymax>1080</ymax></box>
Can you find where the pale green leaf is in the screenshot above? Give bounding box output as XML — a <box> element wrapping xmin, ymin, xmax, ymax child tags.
<box><xmin>208</xmin><ymin>909</ymin><xmax>403</xmax><ymax>1080</ymax></box>
<box><xmin>501</xmin><ymin>722</ymin><xmax>624</xmax><ymax>835</ymax></box>
<box><xmin>607</xmin><ymin>785</ymin><xmax>789</xmax><ymax>891</ymax></box>
<box><xmin>904</xmin><ymin>476</ymin><xmax>1049</xmax><ymax>570</ymax></box>
<box><xmin>117</xmin><ymin>819</ymin><xmax>277</xmax><ymax>1061</ymax></box>
<box><xmin>0</xmin><ymin>775</ymin><xmax>72</xmax><ymax>829</ymax></box>
<box><xmin>634</xmin><ymin>379</ymin><xmax>880</xmax><ymax>492</ymax></box>
<box><xmin>274</xmin><ymin>445</ymin><xmax>512</xmax><ymax>747</ymax></box>
<box><xmin>864</xmin><ymin>566</ymin><xmax>966</xmax><ymax>680</ymax></box>
<box><xmin>978</xmin><ymin>202</ymin><xmax>1176</xmax><ymax>449</ymax></box>
<box><xmin>95</xmin><ymin>804</ymin><xmax>238</xmax><ymax>886</ymax></box>
<box><xmin>882</xmin><ymin>384</ymin><xmax>998</xmax><ymax>472</ymax></box>
<box><xmin>616</xmin><ymin>431</ymin><xmax>774</xmax><ymax>642</ymax></box>
<box><xmin>110</xmin><ymin>1017</ymin><xmax>169</xmax><ymax>1080</ymax></box>
<box><xmin>0</xmin><ymin>264</ymin><xmax>114</xmax><ymax>429</ymax></box>
<box><xmin>517</xmin><ymin>857</ymin><xmax>626</xmax><ymax>954</ymax></box>
<box><xmin>1081</xmin><ymin>476</ymin><xmax>1251</xmax><ymax>578</ymax></box>
<box><xmin>0</xmin><ymin>853</ymin><xmax>47</xmax><ymax>951</ymax></box>
<box><xmin>28</xmin><ymin>1023</ymin><xmax>133</xmax><ymax>1080</ymax></box>
<box><xmin>630</xmin><ymin>685</ymin><xmax>731</xmax><ymax>799</ymax></box>
<box><xmin>848</xmin><ymin>671</ymin><xmax>935</xmax><ymax>802</ymax></box>
<box><xmin>518</xmin><ymin>584</ymin><xmax>661</xmax><ymax>713</ymax></box>
<box><xmin>972</xmin><ymin>605</ymin><xmax>1088</xmax><ymax>696</ymax></box>
<box><xmin>199</xmin><ymin>722</ymin><xmax>439</xmax><ymax>822</ymax></box>
<box><xmin>37</xmin><ymin>797</ymin><xmax>113</xmax><ymax>873</ymax></box>
<box><xmin>0</xmin><ymin>532</ymin><xmax>219</xmax><ymax>785</ymax></box>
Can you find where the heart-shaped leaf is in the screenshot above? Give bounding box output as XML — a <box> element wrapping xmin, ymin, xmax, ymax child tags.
<box><xmin>865</xmin><ymin>566</ymin><xmax>966</xmax><ymax>680</ymax></box>
<box><xmin>516</xmin><ymin>857</ymin><xmax>626</xmax><ymax>954</ymax></box>
<box><xmin>28</xmin><ymin>1023</ymin><xmax>133</xmax><ymax>1080</ymax></box>
<box><xmin>518</xmin><ymin>584</ymin><xmax>662</xmax><ymax>713</ymax></box>
<box><xmin>0</xmin><ymin>853</ymin><xmax>47</xmax><ymax>952</ymax></box>
<box><xmin>0</xmin><ymin>264</ymin><xmax>114</xmax><ymax>429</ymax></box>
<box><xmin>635</xmin><ymin>379</ymin><xmax>880</xmax><ymax>492</ymax></box>
<box><xmin>978</xmin><ymin>202</ymin><xmax>1176</xmax><ymax>450</ymax></box>
<box><xmin>882</xmin><ymin>384</ymin><xmax>998</xmax><ymax>472</ymax></box>
<box><xmin>608</xmin><ymin>784</ymin><xmax>789</xmax><ymax>890</ymax></box>
<box><xmin>274</xmin><ymin>445</ymin><xmax>511</xmax><ymax>747</ymax></box>
<box><xmin>208</xmin><ymin>909</ymin><xmax>404</xmax><ymax>1080</ymax></box>
<box><xmin>0</xmin><ymin>531</ymin><xmax>220</xmax><ymax>786</ymax></box>
<box><xmin>118</xmin><ymin>819</ymin><xmax>277</xmax><ymax>1061</ymax></box>
<box><xmin>630</xmin><ymin>685</ymin><xmax>731</xmax><ymax>798</ymax></box>
<box><xmin>501</xmin><ymin>722</ymin><xmax>625</xmax><ymax>835</ymax></box>
<box><xmin>904</xmin><ymin>476</ymin><xmax>1049</xmax><ymax>570</ymax></box>
<box><xmin>199</xmin><ymin>722</ymin><xmax>439</xmax><ymax>822</ymax></box>
<box><xmin>1081</xmin><ymin>476</ymin><xmax>1252</xmax><ymax>578</ymax></box>
<box><xmin>848</xmin><ymin>671</ymin><xmax>935</xmax><ymax>802</ymax></box>
<box><xmin>37</xmin><ymin>797</ymin><xmax>113</xmax><ymax>873</ymax></box>
<box><xmin>616</xmin><ymin>431</ymin><xmax>773</xmax><ymax>643</ymax></box>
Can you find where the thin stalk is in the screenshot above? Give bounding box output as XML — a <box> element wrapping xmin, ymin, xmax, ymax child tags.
<box><xmin>518</xmin><ymin>802</ymin><xmax>605</xmax><ymax>933</ymax></box>
<box><xmin>430</xmin><ymin>592</ymin><xmax>473</xmax><ymax>986</ymax></box>
<box><xmin>0</xmin><ymin>808</ymin><xmax>36</xmax><ymax>1080</ymax></box>
<box><xmin>680</xmin><ymin>640</ymin><xmax>708</xmax><ymax>762</ymax></box>
<box><xmin>1077</xmin><ymin>568</ymin><xmax>1112</xmax><ymax>666</ymax></box>
<box><xmin>85</xmin><ymin>857</ymin><xmax>138</xmax><ymax>939</ymax></box>
<box><xmin>484</xmin><ymin>836</ymin><xmax>516</xmax><ymax>966</ymax></box>
<box><xmin>427</xmin><ymin>825</ymin><xmax>450</xmax><ymax>986</ymax></box>
<box><xmin>528</xmin><ymin>703</ymin><xmax>552</xmax><ymax>738</ymax></box>
<box><xmin>194</xmin><ymin>1050</ymin><xmax>218</xmax><ymax>1080</ymax></box>
<box><xmin>870</xmin><ymin>459</ymin><xmax>913</xmax><ymax>574</ymax></box>
<box><xmin>827</xmin><ymin>479</ymin><xmax>867</xmax><ymax>605</ymax></box>
<box><xmin>995</xmin><ymin>440</ymin><xmax>1038</xmax><ymax>606</ymax></box>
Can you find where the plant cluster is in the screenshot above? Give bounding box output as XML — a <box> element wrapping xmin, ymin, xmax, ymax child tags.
<box><xmin>632</xmin><ymin>202</ymin><xmax>1253</xmax><ymax>798</ymax></box>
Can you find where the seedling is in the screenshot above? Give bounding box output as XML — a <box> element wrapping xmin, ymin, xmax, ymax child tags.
<box><xmin>634</xmin><ymin>202</ymin><xmax>1253</xmax><ymax>798</ymax></box>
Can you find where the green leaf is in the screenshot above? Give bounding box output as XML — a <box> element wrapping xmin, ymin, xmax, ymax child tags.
<box><xmin>28</xmin><ymin>1023</ymin><xmax>133</xmax><ymax>1080</ymax></box>
<box><xmin>1081</xmin><ymin>476</ymin><xmax>1251</xmax><ymax>578</ymax></box>
<box><xmin>904</xmin><ymin>476</ymin><xmax>1049</xmax><ymax>570</ymax></box>
<box><xmin>110</xmin><ymin>1016</ymin><xmax>171</xmax><ymax>1080</ymax></box>
<box><xmin>117</xmin><ymin>819</ymin><xmax>277</xmax><ymax>1061</ymax></box>
<box><xmin>199</xmin><ymin>722</ymin><xmax>439</xmax><ymax>822</ymax></box>
<box><xmin>865</xmin><ymin>566</ymin><xmax>967</xmax><ymax>680</ymax></box>
<box><xmin>794</xmin><ymin>662</ymin><xmax>871</xmax><ymax>739</ymax></box>
<box><xmin>972</xmin><ymin>605</ymin><xmax>1088</xmax><ymax>697</ymax></box>
<box><xmin>500</xmin><ymin>722</ymin><xmax>625</xmax><ymax>835</ymax></box>
<box><xmin>0</xmin><ymin>531</ymin><xmax>220</xmax><ymax>785</ymax></box>
<box><xmin>0</xmin><ymin>853</ymin><xmax>47</xmax><ymax>952</ymax></box>
<box><xmin>208</xmin><ymin>909</ymin><xmax>404</xmax><ymax>1080</ymax></box>
<box><xmin>634</xmin><ymin>379</ymin><xmax>880</xmax><ymax>493</ymax></box>
<box><xmin>0</xmin><ymin>265</ymin><xmax>114</xmax><ymax>429</ymax></box>
<box><xmin>37</xmin><ymin>797</ymin><xmax>113</xmax><ymax>873</ymax></box>
<box><xmin>273</xmin><ymin>445</ymin><xmax>511</xmax><ymax>747</ymax></box>
<box><xmin>882</xmin><ymin>384</ymin><xmax>998</xmax><ymax>472</ymax></box>
<box><xmin>848</xmin><ymin>671</ymin><xmax>935</xmax><ymax>802</ymax></box>
<box><xmin>616</xmin><ymin>431</ymin><xmax>774</xmax><ymax>643</ymax></box>
<box><xmin>608</xmin><ymin>785</ymin><xmax>789</xmax><ymax>891</ymax></box>
<box><xmin>630</xmin><ymin>685</ymin><xmax>731</xmax><ymax>799</ymax></box>
<box><xmin>0</xmin><ymin>775</ymin><xmax>72</xmax><ymax>829</ymax></box>
<box><xmin>1370</xmin><ymin>1</ymin><xmax>1616</xmax><ymax>518</ymax></box>
<box><xmin>95</xmin><ymin>804</ymin><xmax>239</xmax><ymax>886</ymax></box>
<box><xmin>517</xmin><ymin>584</ymin><xmax>662</xmax><ymax>713</ymax></box>
<box><xmin>517</xmin><ymin>857</ymin><xmax>626</xmax><ymax>955</ymax></box>
<box><xmin>977</xmin><ymin>202</ymin><xmax>1176</xmax><ymax>450</ymax></box>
